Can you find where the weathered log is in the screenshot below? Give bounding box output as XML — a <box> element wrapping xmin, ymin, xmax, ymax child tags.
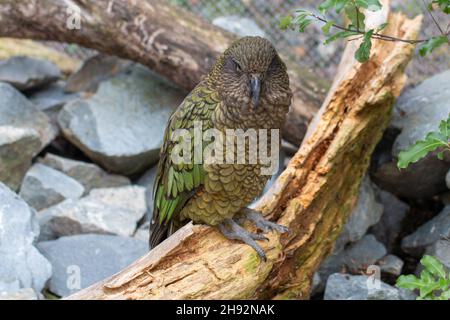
<box><xmin>0</xmin><ymin>0</ymin><xmax>327</xmax><ymax>145</ymax></box>
<box><xmin>66</xmin><ymin>7</ymin><xmax>422</xmax><ymax>299</ymax></box>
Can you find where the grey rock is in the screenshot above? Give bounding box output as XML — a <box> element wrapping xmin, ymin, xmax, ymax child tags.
<box><xmin>39</xmin><ymin>153</ymin><xmax>130</xmax><ymax>193</ymax></box>
<box><xmin>133</xmin><ymin>221</ymin><xmax>150</xmax><ymax>242</ymax></box>
<box><xmin>37</xmin><ymin>234</ymin><xmax>148</xmax><ymax>297</ymax></box>
<box><xmin>378</xmin><ymin>254</ymin><xmax>404</xmax><ymax>276</ymax></box>
<box><xmin>137</xmin><ymin>165</ymin><xmax>158</xmax><ymax>222</ymax></box>
<box><xmin>324</xmin><ymin>273</ymin><xmax>410</xmax><ymax>300</ymax></box>
<box><xmin>392</xmin><ymin>70</ymin><xmax>450</xmax><ymax>156</ymax></box>
<box><xmin>424</xmin><ymin>239</ymin><xmax>450</xmax><ymax>269</ymax></box>
<box><xmin>447</xmin><ymin>170</ymin><xmax>450</xmax><ymax>190</ymax></box>
<box><xmin>319</xmin><ymin>235</ymin><xmax>387</xmax><ymax>285</ymax></box>
<box><xmin>0</xmin><ymin>56</ymin><xmax>60</xmax><ymax>91</ymax></box>
<box><xmin>38</xmin><ymin>186</ymin><xmax>147</xmax><ymax>240</ymax></box>
<box><xmin>0</xmin><ymin>288</ymin><xmax>38</xmax><ymax>300</ymax></box>
<box><xmin>370</xmin><ymin>190</ymin><xmax>409</xmax><ymax>251</ymax></box>
<box><xmin>310</xmin><ymin>272</ymin><xmax>324</xmax><ymax>297</ymax></box>
<box><xmin>28</xmin><ymin>81</ymin><xmax>79</xmax><ymax>123</ymax></box>
<box><xmin>19</xmin><ymin>163</ymin><xmax>85</xmax><ymax>211</ymax></box>
<box><xmin>58</xmin><ymin>64</ymin><xmax>184</xmax><ymax>175</ymax></box>
<box><xmin>0</xmin><ymin>83</ymin><xmax>57</xmax><ymax>190</ymax></box>
<box><xmin>0</xmin><ymin>127</ymin><xmax>41</xmax><ymax>191</ymax></box>
<box><xmin>0</xmin><ymin>183</ymin><xmax>52</xmax><ymax>294</ymax></box>
<box><xmin>213</xmin><ymin>16</ymin><xmax>266</xmax><ymax>37</ymax></box>
<box><xmin>376</xmin><ymin>70</ymin><xmax>450</xmax><ymax>198</ymax></box>
<box><xmin>335</xmin><ymin>176</ymin><xmax>383</xmax><ymax>251</ymax></box>
<box><xmin>64</xmin><ymin>54</ymin><xmax>132</xmax><ymax>93</ymax></box>
<box><xmin>373</xmin><ymin>154</ymin><xmax>448</xmax><ymax>198</ymax></box>
<box><xmin>401</xmin><ymin>206</ymin><xmax>450</xmax><ymax>257</ymax></box>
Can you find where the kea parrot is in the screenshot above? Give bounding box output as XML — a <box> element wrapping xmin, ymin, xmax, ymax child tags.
<box><xmin>150</xmin><ymin>36</ymin><xmax>292</xmax><ymax>259</ymax></box>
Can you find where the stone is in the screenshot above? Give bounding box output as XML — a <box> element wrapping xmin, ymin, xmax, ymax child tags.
<box><xmin>0</xmin><ymin>83</ymin><xmax>57</xmax><ymax>190</ymax></box>
<box><xmin>133</xmin><ymin>221</ymin><xmax>150</xmax><ymax>242</ymax></box>
<box><xmin>324</xmin><ymin>273</ymin><xmax>413</xmax><ymax>300</ymax></box>
<box><xmin>0</xmin><ymin>183</ymin><xmax>52</xmax><ymax>295</ymax></box>
<box><xmin>0</xmin><ymin>56</ymin><xmax>60</xmax><ymax>91</ymax></box>
<box><xmin>0</xmin><ymin>288</ymin><xmax>38</xmax><ymax>300</ymax></box>
<box><xmin>318</xmin><ymin>235</ymin><xmax>387</xmax><ymax>285</ymax></box>
<box><xmin>0</xmin><ymin>126</ymin><xmax>41</xmax><ymax>191</ymax></box>
<box><xmin>38</xmin><ymin>153</ymin><xmax>130</xmax><ymax>193</ymax></box>
<box><xmin>447</xmin><ymin>169</ymin><xmax>450</xmax><ymax>190</ymax></box>
<box><xmin>424</xmin><ymin>240</ymin><xmax>450</xmax><ymax>269</ymax></box>
<box><xmin>37</xmin><ymin>234</ymin><xmax>148</xmax><ymax>297</ymax></box>
<box><xmin>19</xmin><ymin>163</ymin><xmax>85</xmax><ymax>211</ymax></box>
<box><xmin>392</xmin><ymin>70</ymin><xmax>450</xmax><ymax>157</ymax></box>
<box><xmin>378</xmin><ymin>254</ymin><xmax>404</xmax><ymax>276</ymax></box>
<box><xmin>58</xmin><ymin>64</ymin><xmax>184</xmax><ymax>175</ymax></box>
<box><xmin>38</xmin><ymin>186</ymin><xmax>147</xmax><ymax>240</ymax></box>
<box><xmin>28</xmin><ymin>81</ymin><xmax>79</xmax><ymax>115</ymax></box>
<box><xmin>401</xmin><ymin>206</ymin><xmax>450</xmax><ymax>257</ymax></box>
<box><xmin>343</xmin><ymin>235</ymin><xmax>387</xmax><ymax>271</ymax></box>
<box><xmin>64</xmin><ymin>54</ymin><xmax>132</xmax><ymax>93</ymax></box>
<box><xmin>374</xmin><ymin>70</ymin><xmax>450</xmax><ymax>198</ymax></box>
<box><xmin>213</xmin><ymin>15</ymin><xmax>266</xmax><ymax>38</ymax></box>
<box><xmin>137</xmin><ymin>165</ymin><xmax>158</xmax><ymax>222</ymax></box>
<box><xmin>335</xmin><ymin>176</ymin><xmax>383</xmax><ymax>251</ymax></box>
<box><xmin>370</xmin><ymin>190</ymin><xmax>409</xmax><ymax>252</ymax></box>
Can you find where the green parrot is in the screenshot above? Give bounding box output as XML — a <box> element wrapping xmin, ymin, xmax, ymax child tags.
<box><xmin>150</xmin><ymin>36</ymin><xmax>292</xmax><ymax>259</ymax></box>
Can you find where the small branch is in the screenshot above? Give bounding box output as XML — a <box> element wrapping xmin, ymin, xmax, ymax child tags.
<box><xmin>422</xmin><ymin>0</ymin><xmax>447</xmax><ymax>38</ymax></box>
<box><xmin>310</xmin><ymin>13</ymin><xmax>437</xmax><ymax>44</ymax></box>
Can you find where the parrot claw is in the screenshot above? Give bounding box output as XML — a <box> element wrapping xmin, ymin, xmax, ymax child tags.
<box><xmin>242</xmin><ymin>208</ymin><xmax>290</xmax><ymax>234</ymax></box>
<box><xmin>219</xmin><ymin>219</ymin><xmax>267</xmax><ymax>261</ymax></box>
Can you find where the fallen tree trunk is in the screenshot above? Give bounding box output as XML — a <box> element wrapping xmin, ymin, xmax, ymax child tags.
<box><xmin>0</xmin><ymin>0</ymin><xmax>327</xmax><ymax>145</ymax></box>
<box><xmin>66</xmin><ymin>7</ymin><xmax>422</xmax><ymax>299</ymax></box>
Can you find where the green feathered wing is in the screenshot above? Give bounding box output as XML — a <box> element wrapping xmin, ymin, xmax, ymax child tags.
<box><xmin>149</xmin><ymin>84</ymin><xmax>219</xmax><ymax>248</ymax></box>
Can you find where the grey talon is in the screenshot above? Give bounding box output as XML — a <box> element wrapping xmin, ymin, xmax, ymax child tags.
<box><xmin>242</xmin><ymin>208</ymin><xmax>289</xmax><ymax>234</ymax></box>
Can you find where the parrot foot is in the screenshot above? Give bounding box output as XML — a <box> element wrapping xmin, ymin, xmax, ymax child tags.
<box><xmin>219</xmin><ymin>219</ymin><xmax>268</xmax><ymax>261</ymax></box>
<box><xmin>241</xmin><ymin>208</ymin><xmax>290</xmax><ymax>234</ymax></box>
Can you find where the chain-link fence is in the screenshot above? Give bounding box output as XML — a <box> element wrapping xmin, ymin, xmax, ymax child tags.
<box><xmin>169</xmin><ymin>0</ymin><xmax>345</xmax><ymax>79</ymax></box>
<box><xmin>43</xmin><ymin>0</ymin><xmax>448</xmax><ymax>84</ymax></box>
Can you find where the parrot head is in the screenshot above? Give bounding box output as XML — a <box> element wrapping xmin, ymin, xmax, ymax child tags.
<box><xmin>214</xmin><ymin>36</ymin><xmax>291</xmax><ymax>113</ymax></box>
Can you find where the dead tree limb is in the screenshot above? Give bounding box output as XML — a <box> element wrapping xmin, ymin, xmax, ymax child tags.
<box><xmin>66</xmin><ymin>7</ymin><xmax>422</xmax><ymax>299</ymax></box>
<box><xmin>0</xmin><ymin>0</ymin><xmax>327</xmax><ymax>145</ymax></box>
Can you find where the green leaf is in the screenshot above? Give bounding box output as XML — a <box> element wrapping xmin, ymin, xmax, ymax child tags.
<box><xmin>439</xmin><ymin>115</ymin><xmax>450</xmax><ymax>138</ymax></box>
<box><xmin>421</xmin><ymin>255</ymin><xmax>447</xmax><ymax>279</ymax></box>
<box><xmin>279</xmin><ymin>15</ymin><xmax>293</xmax><ymax>30</ymax></box>
<box><xmin>345</xmin><ymin>5</ymin><xmax>366</xmax><ymax>31</ymax></box>
<box><xmin>356</xmin><ymin>0</ymin><xmax>382</xmax><ymax>11</ymax></box>
<box><xmin>322</xmin><ymin>20</ymin><xmax>334</xmax><ymax>34</ymax></box>
<box><xmin>396</xmin><ymin>274</ymin><xmax>424</xmax><ymax>290</ymax></box>
<box><xmin>292</xmin><ymin>12</ymin><xmax>313</xmax><ymax>32</ymax></box>
<box><xmin>377</xmin><ymin>22</ymin><xmax>388</xmax><ymax>32</ymax></box>
<box><xmin>419</xmin><ymin>36</ymin><xmax>449</xmax><ymax>57</ymax></box>
<box><xmin>431</xmin><ymin>0</ymin><xmax>450</xmax><ymax>14</ymax></box>
<box><xmin>324</xmin><ymin>30</ymin><xmax>359</xmax><ymax>44</ymax></box>
<box><xmin>319</xmin><ymin>0</ymin><xmax>349</xmax><ymax>14</ymax></box>
<box><xmin>355</xmin><ymin>29</ymin><xmax>374</xmax><ymax>63</ymax></box>
<box><xmin>397</xmin><ymin>132</ymin><xmax>448</xmax><ymax>169</ymax></box>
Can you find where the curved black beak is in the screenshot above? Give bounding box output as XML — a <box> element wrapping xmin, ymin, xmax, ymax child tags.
<box><xmin>250</xmin><ymin>74</ymin><xmax>261</xmax><ymax>109</ymax></box>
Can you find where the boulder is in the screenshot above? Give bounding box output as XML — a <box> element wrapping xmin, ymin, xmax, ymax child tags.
<box><xmin>0</xmin><ymin>183</ymin><xmax>52</xmax><ymax>295</ymax></box>
<box><xmin>377</xmin><ymin>254</ymin><xmax>404</xmax><ymax>277</ymax></box>
<box><xmin>38</xmin><ymin>153</ymin><xmax>130</xmax><ymax>193</ymax></box>
<box><xmin>0</xmin><ymin>56</ymin><xmax>60</xmax><ymax>91</ymax></box>
<box><xmin>58</xmin><ymin>64</ymin><xmax>184</xmax><ymax>175</ymax></box>
<box><xmin>324</xmin><ymin>273</ymin><xmax>415</xmax><ymax>300</ymax></box>
<box><xmin>37</xmin><ymin>234</ymin><xmax>148</xmax><ymax>297</ymax></box>
<box><xmin>38</xmin><ymin>186</ymin><xmax>147</xmax><ymax>240</ymax></box>
<box><xmin>213</xmin><ymin>15</ymin><xmax>266</xmax><ymax>38</ymax></box>
<box><xmin>424</xmin><ymin>240</ymin><xmax>450</xmax><ymax>269</ymax></box>
<box><xmin>401</xmin><ymin>206</ymin><xmax>450</xmax><ymax>257</ymax></box>
<box><xmin>0</xmin><ymin>83</ymin><xmax>57</xmax><ymax>190</ymax></box>
<box><xmin>19</xmin><ymin>163</ymin><xmax>85</xmax><ymax>211</ymax></box>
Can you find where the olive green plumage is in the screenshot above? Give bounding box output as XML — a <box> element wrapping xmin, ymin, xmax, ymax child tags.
<box><xmin>150</xmin><ymin>36</ymin><xmax>292</xmax><ymax>248</ymax></box>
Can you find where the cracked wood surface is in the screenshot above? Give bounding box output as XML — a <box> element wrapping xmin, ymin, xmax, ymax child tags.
<box><xmin>66</xmin><ymin>4</ymin><xmax>422</xmax><ymax>300</ymax></box>
<box><xmin>0</xmin><ymin>0</ymin><xmax>327</xmax><ymax>145</ymax></box>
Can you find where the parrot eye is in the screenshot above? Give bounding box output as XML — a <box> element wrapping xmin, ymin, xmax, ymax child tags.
<box><xmin>233</xmin><ymin>59</ymin><xmax>242</xmax><ymax>72</ymax></box>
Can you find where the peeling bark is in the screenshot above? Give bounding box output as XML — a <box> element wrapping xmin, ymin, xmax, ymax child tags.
<box><xmin>66</xmin><ymin>6</ymin><xmax>422</xmax><ymax>300</ymax></box>
<box><xmin>0</xmin><ymin>0</ymin><xmax>327</xmax><ymax>145</ymax></box>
